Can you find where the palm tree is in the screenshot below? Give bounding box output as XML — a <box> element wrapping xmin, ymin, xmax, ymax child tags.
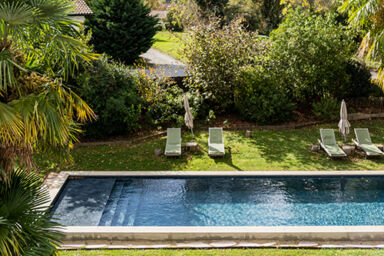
<box><xmin>0</xmin><ymin>0</ymin><xmax>97</xmax><ymax>174</ymax></box>
<box><xmin>339</xmin><ymin>0</ymin><xmax>384</xmax><ymax>87</ymax></box>
<box><xmin>0</xmin><ymin>168</ymin><xmax>62</xmax><ymax>255</ymax></box>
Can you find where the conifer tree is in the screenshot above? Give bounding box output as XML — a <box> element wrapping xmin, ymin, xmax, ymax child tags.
<box><xmin>86</xmin><ymin>0</ymin><xmax>160</xmax><ymax>64</ymax></box>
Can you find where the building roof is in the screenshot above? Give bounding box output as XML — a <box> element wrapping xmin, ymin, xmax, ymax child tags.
<box><xmin>69</xmin><ymin>0</ymin><xmax>93</xmax><ymax>16</ymax></box>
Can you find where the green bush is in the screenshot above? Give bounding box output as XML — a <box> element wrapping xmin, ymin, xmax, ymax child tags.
<box><xmin>138</xmin><ymin>72</ymin><xmax>204</xmax><ymax>128</ymax></box>
<box><xmin>312</xmin><ymin>95</ymin><xmax>339</xmax><ymax>121</ymax></box>
<box><xmin>334</xmin><ymin>59</ymin><xmax>376</xmax><ymax>100</ymax></box>
<box><xmin>85</xmin><ymin>0</ymin><xmax>160</xmax><ymax>64</ymax></box>
<box><xmin>269</xmin><ymin>9</ymin><xmax>354</xmax><ymax>105</ymax></box>
<box><xmin>165</xmin><ymin>8</ymin><xmax>184</xmax><ymax>32</ymax></box>
<box><xmin>183</xmin><ymin>20</ymin><xmax>264</xmax><ymax>113</ymax></box>
<box><xmin>76</xmin><ymin>55</ymin><xmax>142</xmax><ymax>138</ymax></box>
<box><xmin>194</xmin><ymin>0</ymin><xmax>229</xmax><ymax>16</ymax></box>
<box><xmin>234</xmin><ymin>67</ymin><xmax>295</xmax><ymax>124</ymax></box>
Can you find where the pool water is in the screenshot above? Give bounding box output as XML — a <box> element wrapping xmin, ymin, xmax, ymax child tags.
<box><xmin>51</xmin><ymin>176</ymin><xmax>384</xmax><ymax>226</ymax></box>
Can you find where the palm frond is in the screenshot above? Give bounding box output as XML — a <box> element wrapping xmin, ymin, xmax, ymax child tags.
<box><xmin>0</xmin><ymin>168</ymin><xmax>62</xmax><ymax>255</ymax></box>
<box><xmin>0</xmin><ymin>1</ymin><xmax>35</xmax><ymax>25</ymax></box>
<box><xmin>0</xmin><ymin>102</ymin><xmax>23</xmax><ymax>146</ymax></box>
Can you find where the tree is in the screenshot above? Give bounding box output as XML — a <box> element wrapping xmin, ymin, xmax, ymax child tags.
<box><xmin>0</xmin><ymin>0</ymin><xmax>96</xmax><ymax>174</ymax></box>
<box><xmin>0</xmin><ymin>168</ymin><xmax>62</xmax><ymax>255</ymax></box>
<box><xmin>339</xmin><ymin>0</ymin><xmax>384</xmax><ymax>88</ymax></box>
<box><xmin>280</xmin><ymin>0</ymin><xmax>340</xmax><ymax>14</ymax></box>
<box><xmin>86</xmin><ymin>0</ymin><xmax>160</xmax><ymax>64</ymax></box>
<box><xmin>269</xmin><ymin>9</ymin><xmax>354</xmax><ymax>104</ymax></box>
<box><xmin>194</xmin><ymin>0</ymin><xmax>229</xmax><ymax>16</ymax></box>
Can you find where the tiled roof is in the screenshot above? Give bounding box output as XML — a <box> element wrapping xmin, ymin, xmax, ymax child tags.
<box><xmin>69</xmin><ymin>0</ymin><xmax>93</xmax><ymax>16</ymax></box>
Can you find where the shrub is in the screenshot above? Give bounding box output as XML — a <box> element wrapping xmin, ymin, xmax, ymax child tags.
<box><xmin>85</xmin><ymin>0</ymin><xmax>160</xmax><ymax>64</ymax></box>
<box><xmin>0</xmin><ymin>168</ymin><xmax>62</xmax><ymax>255</ymax></box>
<box><xmin>194</xmin><ymin>0</ymin><xmax>229</xmax><ymax>16</ymax></box>
<box><xmin>234</xmin><ymin>67</ymin><xmax>295</xmax><ymax>124</ymax></box>
<box><xmin>334</xmin><ymin>59</ymin><xmax>376</xmax><ymax>100</ymax></box>
<box><xmin>165</xmin><ymin>8</ymin><xmax>184</xmax><ymax>32</ymax></box>
<box><xmin>183</xmin><ymin>19</ymin><xmax>264</xmax><ymax>113</ymax></box>
<box><xmin>76</xmin><ymin>55</ymin><xmax>142</xmax><ymax>138</ymax></box>
<box><xmin>269</xmin><ymin>9</ymin><xmax>354</xmax><ymax>105</ymax></box>
<box><xmin>137</xmin><ymin>72</ymin><xmax>204</xmax><ymax>128</ymax></box>
<box><xmin>312</xmin><ymin>95</ymin><xmax>339</xmax><ymax>121</ymax></box>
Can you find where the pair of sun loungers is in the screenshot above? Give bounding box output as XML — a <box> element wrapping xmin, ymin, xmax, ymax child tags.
<box><xmin>164</xmin><ymin>128</ymin><xmax>225</xmax><ymax>157</ymax></box>
<box><xmin>318</xmin><ymin>128</ymin><xmax>384</xmax><ymax>158</ymax></box>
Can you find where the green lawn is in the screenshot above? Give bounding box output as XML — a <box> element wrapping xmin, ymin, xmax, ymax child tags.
<box><xmin>39</xmin><ymin>120</ymin><xmax>384</xmax><ymax>173</ymax></box>
<box><xmin>152</xmin><ymin>31</ymin><xmax>186</xmax><ymax>61</ymax></box>
<box><xmin>60</xmin><ymin>249</ymin><xmax>384</xmax><ymax>256</ymax></box>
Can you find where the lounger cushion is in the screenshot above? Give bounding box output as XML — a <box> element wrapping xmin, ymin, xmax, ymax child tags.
<box><xmin>320</xmin><ymin>129</ymin><xmax>337</xmax><ymax>145</ymax></box>
<box><xmin>319</xmin><ymin>129</ymin><xmax>346</xmax><ymax>157</ymax></box>
<box><xmin>359</xmin><ymin>144</ymin><xmax>384</xmax><ymax>156</ymax></box>
<box><xmin>209</xmin><ymin>129</ymin><xmax>223</xmax><ymax>144</ymax></box>
<box><xmin>165</xmin><ymin>128</ymin><xmax>181</xmax><ymax>156</ymax></box>
<box><xmin>322</xmin><ymin>144</ymin><xmax>346</xmax><ymax>156</ymax></box>
<box><xmin>354</xmin><ymin>128</ymin><xmax>383</xmax><ymax>156</ymax></box>
<box><xmin>165</xmin><ymin>144</ymin><xmax>181</xmax><ymax>155</ymax></box>
<box><xmin>355</xmin><ymin>128</ymin><xmax>372</xmax><ymax>144</ymax></box>
<box><xmin>209</xmin><ymin>143</ymin><xmax>225</xmax><ymax>155</ymax></box>
<box><xmin>168</xmin><ymin>129</ymin><xmax>181</xmax><ymax>144</ymax></box>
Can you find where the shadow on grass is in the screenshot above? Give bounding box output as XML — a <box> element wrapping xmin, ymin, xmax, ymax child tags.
<box><xmin>212</xmin><ymin>146</ymin><xmax>243</xmax><ymax>171</ymax></box>
<box><xmin>247</xmin><ymin>124</ymin><xmax>383</xmax><ymax>170</ymax></box>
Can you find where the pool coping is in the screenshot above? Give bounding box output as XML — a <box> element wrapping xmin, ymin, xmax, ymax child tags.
<box><xmin>47</xmin><ymin>170</ymin><xmax>384</xmax><ymax>244</ymax></box>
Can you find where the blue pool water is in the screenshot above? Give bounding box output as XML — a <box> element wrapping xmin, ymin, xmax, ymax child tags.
<box><xmin>51</xmin><ymin>176</ymin><xmax>384</xmax><ymax>226</ymax></box>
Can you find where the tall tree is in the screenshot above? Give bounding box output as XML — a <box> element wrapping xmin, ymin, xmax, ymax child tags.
<box><xmin>339</xmin><ymin>0</ymin><xmax>384</xmax><ymax>87</ymax></box>
<box><xmin>86</xmin><ymin>0</ymin><xmax>160</xmax><ymax>64</ymax></box>
<box><xmin>0</xmin><ymin>0</ymin><xmax>96</xmax><ymax>175</ymax></box>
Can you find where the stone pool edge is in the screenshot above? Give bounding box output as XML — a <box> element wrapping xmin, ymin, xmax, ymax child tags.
<box><xmin>46</xmin><ymin>170</ymin><xmax>384</xmax><ymax>245</ymax></box>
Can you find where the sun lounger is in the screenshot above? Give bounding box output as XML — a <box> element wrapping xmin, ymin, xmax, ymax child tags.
<box><xmin>208</xmin><ymin>127</ymin><xmax>225</xmax><ymax>157</ymax></box>
<box><xmin>165</xmin><ymin>128</ymin><xmax>182</xmax><ymax>157</ymax></box>
<box><xmin>352</xmin><ymin>128</ymin><xmax>384</xmax><ymax>157</ymax></box>
<box><xmin>318</xmin><ymin>129</ymin><xmax>347</xmax><ymax>158</ymax></box>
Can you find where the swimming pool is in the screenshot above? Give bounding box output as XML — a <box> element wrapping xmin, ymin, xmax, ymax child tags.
<box><xmin>52</xmin><ymin>174</ymin><xmax>384</xmax><ymax>227</ymax></box>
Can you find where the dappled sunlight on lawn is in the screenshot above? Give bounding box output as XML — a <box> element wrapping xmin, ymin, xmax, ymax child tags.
<box><xmin>40</xmin><ymin>120</ymin><xmax>384</xmax><ymax>172</ymax></box>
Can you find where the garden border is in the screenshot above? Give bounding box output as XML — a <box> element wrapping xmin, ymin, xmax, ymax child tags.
<box><xmin>76</xmin><ymin>113</ymin><xmax>384</xmax><ymax>147</ymax></box>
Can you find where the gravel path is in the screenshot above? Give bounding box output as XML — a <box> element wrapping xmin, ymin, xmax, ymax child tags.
<box><xmin>141</xmin><ymin>48</ymin><xmax>184</xmax><ymax>65</ymax></box>
<box><xmin>140</xmin><ymin>48</ymin><xmax>187</xmax><ymax>77</ymax></box>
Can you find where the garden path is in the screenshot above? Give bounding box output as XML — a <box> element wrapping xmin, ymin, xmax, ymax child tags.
<box><xmin>140</xmin><ymin>48</ymin><xmax>186</xmax><ymax>77</ymax></box>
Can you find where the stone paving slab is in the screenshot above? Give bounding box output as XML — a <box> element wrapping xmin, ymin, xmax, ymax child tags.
<box><xmin>60</xmin><ymin>241</ymin><xmax>384</xmax><ymax>250</ymax></box>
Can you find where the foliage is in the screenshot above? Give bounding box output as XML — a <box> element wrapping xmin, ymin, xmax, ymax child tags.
<box><xmin>137</xmin><ymin>71</ymin><xmax>203</xmax><ymax>128</ymax></box>
<box><xmin>312</xmin><ymin>95</ymin><xmax>339</xmax><ymax>121</ymax></box>
<box><xmin>241</xmin><ymin>0</ymin><xmax>283</xmax><ymax>34</ymax></box>
<box><xmin>0</xmin><ymin>0</ymin><xmax>96</xmax><ymax>174</ymax></box>
<box><xmin>269</xmin><ymin>9</ymin><xmax>354</xmax><ymax>105</ymax></box>
<box><xmin>339</xmin><ymin>0</ymin><xmax>384</xmax><ymax>89</ymax></box>
<box><xmin>234</xmin><ymin>67</ymin><xmax>295</xmax><ymax>124</ymax></box>
<box><xmin>86</xmin><ymin>0</ymin><xmax>161</xmax><ymax>64</ymax></box>
<box><xmin>281</xmin><ymin>0</ymin><xmax>341</xmax><ymax>14</ymax></box>
<box><xmin>194</xmin><ymin>0</ymin><xmax>229</xmax><ymax>16</ymax></box>
<box><xmin>76</xmin><ymin>55</ymin><xmax>142</xmax><ymax>138</ymax></box>
<box><xmin>182</xmin><ymin>19</ymin><xmax>263</xmax><ymax>113</ymax></box>
<box><xmin>0</xmin><ymin>168</ymin><xmax>62</xmax><ymax>256</ymax></box>
<box><xmin>167</xmin><ymin>0</ymin><xmax>201</xmax><ymax>30</ymax></box>
<box><xmin>334</xmin><ymin>59</ymin><xmax>377</xmax><ymax>99</ymax></box>
<box><xmin>165</xmin><ymin>8</ymin><xmax>184</xmax><ymax>32</ymax></box>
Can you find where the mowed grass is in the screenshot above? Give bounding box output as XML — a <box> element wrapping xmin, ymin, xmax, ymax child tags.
<box><xmin>152</xmin><ymin>31</ymin><xmax>186</xmax><ymax>61</ymax></box>
<box><xmin>41</xmin><ymin>120</ymin><xmax>384</xmax><ymax>172</ymax></box>
<box><xmin>59</xmin><ymin>249</ymin><xmax>384</xmax><ymax>256</ymax></box>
